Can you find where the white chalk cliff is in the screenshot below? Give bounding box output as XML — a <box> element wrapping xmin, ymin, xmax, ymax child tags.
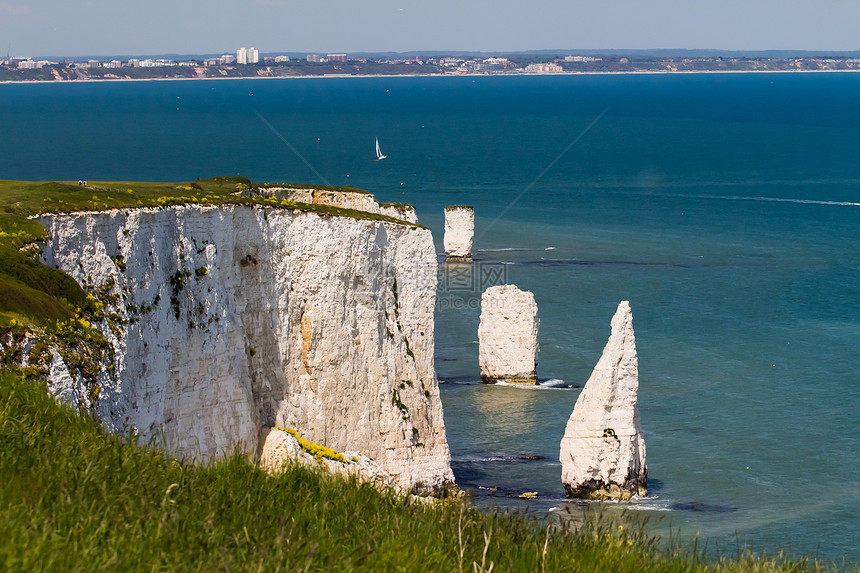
<box><xmin>559</xmin><ymin>301</ymin><xmax>647</xmax><ymax>500</ymax></box>
<box><xmin>478</xmin><ymin>285</ymin><xmax>539</xmax><ymax>384</ymax></box>
<box><xmin>36</xmin><ymin>204</ymin><xmax>453</xmax><ymax>493</ymax></box>
<box><xmin>443</xmin><ymin>206</ymin><xmax>474</xmax><ymax>260</ymax></box>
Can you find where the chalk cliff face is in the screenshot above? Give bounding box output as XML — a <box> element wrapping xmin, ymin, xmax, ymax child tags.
<box><xmin>443</xmin><ymin>206</ymin><xmax>474</xmax><ymax>260</ymax></box>
<box><xmin>559</xmin><ymin>301</ymin><xmax>646</xmax><ymax>500</ymax></box>
<box><xmin>36</xmin><ymin>205</ymin><xmax>453</xmax><ymax>492</ymax></box>
<box><xmin>478</xmin><ymin>285</ymin><xmax>539</xmax><ymax>384</ymax></box>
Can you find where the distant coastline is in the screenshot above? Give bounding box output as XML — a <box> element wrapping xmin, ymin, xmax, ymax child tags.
<box><xmin>4</xmin><ymin>53</ymin><xmax>860</xmax><ymax>84</ymax></box>
<box><xmin>5</xmin><ymin>67</ymin><xmax>860</xmax><ymax>86</ymax></box>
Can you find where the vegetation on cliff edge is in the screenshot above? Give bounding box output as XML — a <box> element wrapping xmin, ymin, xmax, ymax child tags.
<box><xmin>0</xmin><ymin>372</ymin><xmax>841</xmax><ymax>572</ymax></box>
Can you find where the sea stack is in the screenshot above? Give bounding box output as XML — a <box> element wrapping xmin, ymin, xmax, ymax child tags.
<box><xmin>443</xmin><ymin>206</ymin><xmax>474</xmax><ymax>261</ymax></box>
<box><xmin>559</xmin><ymin>301</ymin><xmax>647</xmax><ymax>500</ymax></box>
<box><xmin>478</xmin><ymin>285</ymin><xmax>539</xmax><ymax>384</ymax></box>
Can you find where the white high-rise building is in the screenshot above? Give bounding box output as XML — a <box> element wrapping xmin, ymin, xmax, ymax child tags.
<box><xmin>236</xmin><ymin>47</ymin><xmax>258</xmax><ymax>65</ymax></box>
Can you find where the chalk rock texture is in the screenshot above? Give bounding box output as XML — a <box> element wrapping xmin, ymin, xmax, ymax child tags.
<box><xmin>36</xmin><ymin>204</ymin><xmax>453</xmax><ymax>493</ymax></box>
<box><xmin>259</xmin><ymin>427</ymin><xmax>399</xmax><ymax>490</ymax></box>
<box><xmin>443</xmin><ymin>206</ymin><xmax>474</xmax><ymax>260</ymax></box>
<box><xmin>560</xmin><ymin>301</ymin><xmax>647</xmax><ymax>500</ymax></box>
<box><xmin>245</xmin><ymin>185</ymin><xmax>419</xmax><ymax>224</ymax></box>
<box><xmin>478</xmin><ymin>285</ymin><xmax>539</xmax><ymax>384</ymax></box>
<box><xmin>379</xmin><ymin>203</ymin><xmax>419</xmax><ymax>224</ymax></box>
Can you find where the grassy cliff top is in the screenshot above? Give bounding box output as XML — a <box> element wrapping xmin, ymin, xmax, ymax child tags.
<box><xmin>378</xmin><ymin>201</ymin><xmax>416</xmax><ymax>210</ymax></box>
<box><xmin>0</xmin><ymin>176</ymin><xmax>421</xmax><ymax>329</ymax></box>
<box><xmin>0</xmin><ymin>177</ymin><xmax>410</xmax><ymax>223</ymax></box>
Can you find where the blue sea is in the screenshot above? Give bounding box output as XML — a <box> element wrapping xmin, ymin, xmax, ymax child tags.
<box><xmin>1</xmin><ymin>73</ymin><xmax>858</xmax><ymax>565</ymax></box>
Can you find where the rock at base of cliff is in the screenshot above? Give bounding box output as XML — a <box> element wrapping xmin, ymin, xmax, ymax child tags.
<box><xmin>478</xmin><ymin>285</ymin><xmax>539</xmax><ymax>385</ymax></box>
<box><xmin>259</xmin><ymin>427</ymin><xmax>400</xmax><ymax>491</ymax></box>
<box><xmin>559</xmin><ymin>301</ymin><xmax>647</xmax><ymax>500</ymax></box>
<box><xmin>443</xmin><ymin>206</ymin><xmax>474</xmax><ymax>260</ymax></box>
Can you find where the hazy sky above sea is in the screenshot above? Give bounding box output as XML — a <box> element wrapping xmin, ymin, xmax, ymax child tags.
<box><xmin>1</xmin><ymin>0</ymin><xmax>858</xmax><ymax>58</ymax></box>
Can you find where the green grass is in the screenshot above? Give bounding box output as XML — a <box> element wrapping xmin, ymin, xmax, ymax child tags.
<box><xmin>0</xmin><ymin>210</ymin><xmax>88</xmax><ymax>326</ymax></box>
<box><xmin>0</xmin><ymin>177</ymin><xmax>414</xmax><ymax>224</ymax></box>
<box><xmin>378</xmin><ymin>201</ymin><xmax>416</xmax><ymax>210</ymax></box>
<box><xmin>0</xmin><ymin>371</ymin><xmax>839</xmax><ymax>572</ymax></box>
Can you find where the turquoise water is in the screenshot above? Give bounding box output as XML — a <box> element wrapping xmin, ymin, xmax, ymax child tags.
<box><xmin>1</xmin><ymin>74</ymin><xmax>859</xmax><ymax>564</ymax></box>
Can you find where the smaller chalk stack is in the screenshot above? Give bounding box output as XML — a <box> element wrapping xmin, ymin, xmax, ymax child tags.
<box><xmin>443</xmin><ymin>205</ymin><xmax>474</xmax><ymax>261</ymax></box>
<box><xmin>478</xmin><ymin>285</ymin><xmax>539</xmax><ymax>384</ymax></box>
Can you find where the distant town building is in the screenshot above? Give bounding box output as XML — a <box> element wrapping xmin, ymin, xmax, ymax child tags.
<box><xmin>138</xmin><ymin>59</ymin><xmax>176</xmax><ymax>68</ymax></box>
<box><xmin>88</xmin><ymin>60</ymin><xmax>101</xmax><ymax>68</ymax></box>
<box><xmin>564</xmin><ymin>56</ymin><xmax>599</xmax><ymax>62</ymax></box>
<box><xmin>219</xmin><ymin>54</ymin><xmax>236</xmax><ymax>65</ymax></box>
<box><xmin>306</xmin><ymin>54</ymin><xmax>321</xmax><ymax>62</ymax></box>
<box><xmin>127</xmin><ymin>59</ymin><xmax>140</xmax><ymax>67</ymax></box>
<box><xmin>327</xmin><ymin>53</ymin><xmax>347</xmax><ymax>62</ymax></box>
<box><xmin>274</xmin><ymin>55</ymin><xmax>290</xmax><ymax>62</ymax></box>
<box><xmin>524</xmin><ymin>62</ymin><xmax>563</xmax><ymax>73</ymax></box>
<box><xmin>235</xmin><ymin>47</ymin><xmax>259</xmax><ymax>64</ymax></box>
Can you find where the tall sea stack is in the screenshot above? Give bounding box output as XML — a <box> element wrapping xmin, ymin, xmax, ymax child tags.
<box><xmin>478</xmin><ymin>285</ymin><xmax>539</xmax><ymax>384</ymax></box>
<box><xmin>559</xmin><ymin>301</ymin><xmax>647</xmax><ymax>500</ymax></box>
<box><xmin>443</xmin><ymin>206</ymin><xmax>474</xmax><ymax>261</ymax></box>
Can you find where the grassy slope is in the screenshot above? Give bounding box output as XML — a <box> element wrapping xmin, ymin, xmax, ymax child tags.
<box><xmin>0</xmin><ymin>372</ymin><xmax>835</xmax><ymax>572</ymax></box>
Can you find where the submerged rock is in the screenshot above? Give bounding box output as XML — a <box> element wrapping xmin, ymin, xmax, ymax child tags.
<box><xmin>443</xmin><ymin>206</ymin><xmax>474</xmax><ymax>260</ymax></box>
<box><xmin>559</xmin><ymin>301</ymin><xmax>647</xmax><ymax>500</ymax></box>
<box><xmin>478</xmin><ymin>285</ymin><xmax>539</xmax><ymax>384</ymax></box>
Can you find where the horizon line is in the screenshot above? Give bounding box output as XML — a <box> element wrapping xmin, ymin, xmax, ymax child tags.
<box><xmin>11</xmin><ymin>47</ymin><xmax>860</xmax><ymax>61</ymax></box>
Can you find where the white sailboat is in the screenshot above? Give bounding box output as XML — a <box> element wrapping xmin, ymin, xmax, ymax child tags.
<box><xmin>375</xmin><ymin>137</ymin><xmax>387</xmax><ymax>160</ymax></box>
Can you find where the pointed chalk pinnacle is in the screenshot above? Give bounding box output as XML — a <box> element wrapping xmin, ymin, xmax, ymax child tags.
<box><xmin>560</xmin><ymin>301</ymin><xmax>647</xmax><ymax>500</ymax></box>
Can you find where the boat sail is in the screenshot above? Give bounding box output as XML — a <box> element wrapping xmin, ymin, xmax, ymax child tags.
<box><xmin>375</xmin><ymin>137</ymin><xmax>387</xmax><ymax>160</ymax></box>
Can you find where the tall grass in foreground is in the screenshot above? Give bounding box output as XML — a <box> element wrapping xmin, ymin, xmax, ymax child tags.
<box><xmin>0</xmin><ymin>371</ymin><xmax>842</xmax><ymax>572</ymax></box>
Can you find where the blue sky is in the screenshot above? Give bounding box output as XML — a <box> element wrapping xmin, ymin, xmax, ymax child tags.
<box><xmin>2</xmin><ymin>0</ymin><xmax>858</xmax><ymax>58</ymax></box>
